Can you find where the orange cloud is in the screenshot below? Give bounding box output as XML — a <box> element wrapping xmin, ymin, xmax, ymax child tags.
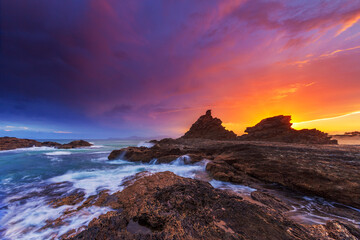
<box><xmin>336</xmin><ymin>13</ymin><xmax>360</xmax><ymax>36</ymax></box>
<box><xmin>272</xmin><ymin>82</ymin><xmax>315</xmax><ymax>100</ymax></box>
<box><xmin>320</xmin><ymin>45</ymin><xmax>360</xmax><ymax>57</ymax></box>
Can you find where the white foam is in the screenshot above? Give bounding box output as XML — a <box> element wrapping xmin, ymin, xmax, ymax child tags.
<box><xmin>90</xmin><ymin>156</ymin><xmax>109</xmax><ymax>162</ymax></box>
<box><xmin>0</xmin><ymin>197</ymin><xmax>111</xmax><ymax>240</ymax></box>
<box><xmin>49</xmin><ymin>160</ymin><xmax>207</xmax><ymax>197</ymax></box>
<box><xmin>170</xmin><ymin>155</ymin><xmax>191</xmax><ymax>166</ymax></box>
<box><xmin>49</xmin><ymin>157</ymin><xmax>62</xmax><ymax>162</ymax></box>
<box><xmin>137</xmin><ymin>141</ymin><xmax>155</xmax><ymax>148</ymax></box>
<box><xmin>0</xmin><ymin>146</ymin><xmax>55</xmax><ymax>153</ymax></box>
<box><xmin>45</xmin><ymin>151</ymin><xmax>72</xmax><ymax>156</ymax></box>
<box><xmin>89</xmin><ymin>145</ymin><xmax>105</xmax><ymax>149</ymax></box>
<box><xmin>210</xmin><ymin>180</ymin><xmax>256</xmax><ymax>195</ymax></box>
<box><xmin>91</xmin><ymin>151</ymin><xmax>111</xmax><ymax>154</ymax></box>
<box><xmin>149</xmin><ymin>159</ymin><xmax>158</xmax><ymax>165</ymax></box>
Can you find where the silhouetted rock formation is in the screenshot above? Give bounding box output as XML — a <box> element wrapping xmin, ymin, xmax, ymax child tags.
<box><xmin>344</xmin><ymin>131</ymin><xmax>360</xmax><ymax>136</ymax></box>
<box><xmin>181</xmin><ymin>110</ymin><xmax>237</xmax><ymax>140</ymax></box>
<box><xmin>0</xmin><ymin>137</ymin><xmax>92</xmax><ymax>151</ymax></box>
<box><xmin>239</xmin><ymin>115</ymin><xmax>337</xmax><ymax>144</ymax></box>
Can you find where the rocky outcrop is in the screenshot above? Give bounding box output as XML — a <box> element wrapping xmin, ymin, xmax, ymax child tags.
<box><xmin>68</xmin><ymin>171</ymin><xmax>355</xmax><ymax>240</ymax></box>
<box><xmin>59</xmin><ymin>140</ymin><xmax>92</xmax><ymax>149</ymax></box>
<box><xmin>205</xmin><ymin>142</ymin><xmax>360</xmax><ymax>208</ymax></box>
<box><xmin>0</xmin><ymin>137</ymin><xmax>92</xmax><ymax>151</ymax></box>
<box><xmin>238</xmin><ymin>115</ymin><xmax>337</xmax><ymax>144</ymax></box>
<box><xmin>0</xmin><ymin>136</ymin><xmax>42</xmax><ymax>150</ymax></box>
<box><xmin>108</xmin><ymin>144</ymin><xmax>207</xmax><ymax>162</ymax></box>
<box><xmin>109</xmin><ymin>139</ymin><xmax>360</xmax><ymax>208</ymax></box>
<box><xmin>181</xmin><ymin>110</ymin><xmax>237</xmax><ymax>140</ymax></box>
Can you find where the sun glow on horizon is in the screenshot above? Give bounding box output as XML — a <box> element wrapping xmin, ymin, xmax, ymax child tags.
<box><xmin>293</xmin><ymin>111</ymin><xmax>360</xmax><ymax>134</ymax></box>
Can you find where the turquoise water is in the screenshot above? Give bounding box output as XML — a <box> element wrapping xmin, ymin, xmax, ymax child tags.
<box><xmin>0</xmin><ymin>140</ymin><xmax>359</xmax><ymax>239</ymax></box>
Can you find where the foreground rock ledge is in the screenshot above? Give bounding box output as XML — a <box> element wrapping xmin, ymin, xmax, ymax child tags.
<box><xmin>67</xmin><ymin>172</ymin><xmax>359</xmax><ymax>240</ymax></box>
<box><xmin>108</xmin><ymin>139</ymin><xmax>360</xmax><ymax>209</ymax></box>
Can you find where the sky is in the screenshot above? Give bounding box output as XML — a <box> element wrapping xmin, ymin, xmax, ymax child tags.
<box><xmin>1</xmin><ymin>0</ymin><xmax>360</xmax><ymax>139</ymax></box>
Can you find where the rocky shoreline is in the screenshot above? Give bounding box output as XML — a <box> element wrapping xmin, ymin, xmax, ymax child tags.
<box><xmin>93</xmin><ymin>110</ymin><xmax>358</xmax><ymax>239</ymax></box>
<box><xmin>11</xmin><ymin>171</ymin><xmax>359</xmax><ymax>239</ymax></box>
<box><xmin>0</xmin><ymin>137</ymin><xmax>92</xmax><ymax>151</ymax></box>
<box><xmin>67</xmin><ymin>172</ymin><xmax>360</xmax><ymax>240</ymax></box>
<box><xmin>3</xmin><ymin>111</ymin><xmax>359</xmax><ymax>239</ymax></box>
<box><xmin>108</xmin><ymin>138</ymin><xmax>360</xmax><ymax>209</ymax></box>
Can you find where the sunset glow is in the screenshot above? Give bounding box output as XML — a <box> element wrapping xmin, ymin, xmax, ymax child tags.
<box><xmin>1</xmin><ymin>0</ymin><xmax>360</xmax><ymax>138</ymax></box>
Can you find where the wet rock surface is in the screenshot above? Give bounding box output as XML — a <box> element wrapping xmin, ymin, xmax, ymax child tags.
<box><xmin>181</xmin><ymin>110</ymin><xmax>237</xmax><ymax>140</ymax></box>
<box><xmin>0</xmin><ymin>137</ymin><xmax>92</xmax><ymax>150</ymax></box>
<box><xmin>238</xmin><ymin>115</ymin><xmax>337</xmax><ymax>144</ymax></box>
<box><xmin>59</xmin><ymin>172</ymin><xmax>359</xmax><ymax>240</ymax></box>
<box><xmin>109</xmin><ymin>139</ymin><xmax>360</xmax><ymax>209</ymax></box>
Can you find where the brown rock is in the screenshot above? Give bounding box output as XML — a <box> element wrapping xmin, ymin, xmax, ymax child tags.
<box><xmin>308</xmin><ymin>221</ymin><xmax>360</xmax><ymax>240</ymax></box>
<box><xmin>59</xmin><ymin>140</ymin><xmax>92</xmax><ymax>149</ymax></box>
<box><xmin>205</xmin><ymin>142</ymin><xmax>360</xmax><ymax>208</ymax></box>
<box><xmin>69</xmin><ymin>172</ymin><xmax>315</xmax><ymax>240</ymax></box>
<box><xmin>239</xmin><ymin>115</ymin><xmax>338</xmax><ymax>144</ymax></box>
<box><xmin>41</xmin><ymin>141</ymin><xmax>62</xmax><ymax>148</ymax></box>
<box><xmin>108</xmin><ymin>143</ymin><xmax>207</xmax><ymax>162</ymax></box>
<box><xmin>250</xmin><ymin>191</ymin><xmax>292</xmax><ymax>212</ymax></box>
<box><xmin>49</xmin><ymin>189</ymin><xmax>85</xmax><ymax>208</ymax></box>
<box><xmin>66</xmin><ymin>172</ymin><xmax>360</xmax><ymax>240</ymax></box>
<box><xmin>0</xmin><ymin>136</ymin><xmax>42</xmax><ymax>150</ymax></box>
<box><xmin>0</xmin><ymin>137</ymin><xmax>92</xmax><ymax>151</ymax></box>
<box><xmin>181</xmin><ymin>110</ymin><xmax>237</xmax><ymax>140</ymax></box>
<box><xmin>108</xmin><ymin>137</ymin><xmax>359</xmax><ymax>208</ymax></box>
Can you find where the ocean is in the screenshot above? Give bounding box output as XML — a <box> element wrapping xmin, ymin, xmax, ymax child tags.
<box><xmin>0</xmin><ymin>139</ymin><xmax>359</xmax><ymax>239</ymax></box>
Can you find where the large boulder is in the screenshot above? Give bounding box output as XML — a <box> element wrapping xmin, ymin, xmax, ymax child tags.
<box><xmin>239</xmin><ymin>115</ymin><xmax>337</xmax><ymax>144</ymax></box>
<box><xmin>181</xmin><ymin>110</ymin><xmax>237</xmax><ymax>140</ymax></box>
